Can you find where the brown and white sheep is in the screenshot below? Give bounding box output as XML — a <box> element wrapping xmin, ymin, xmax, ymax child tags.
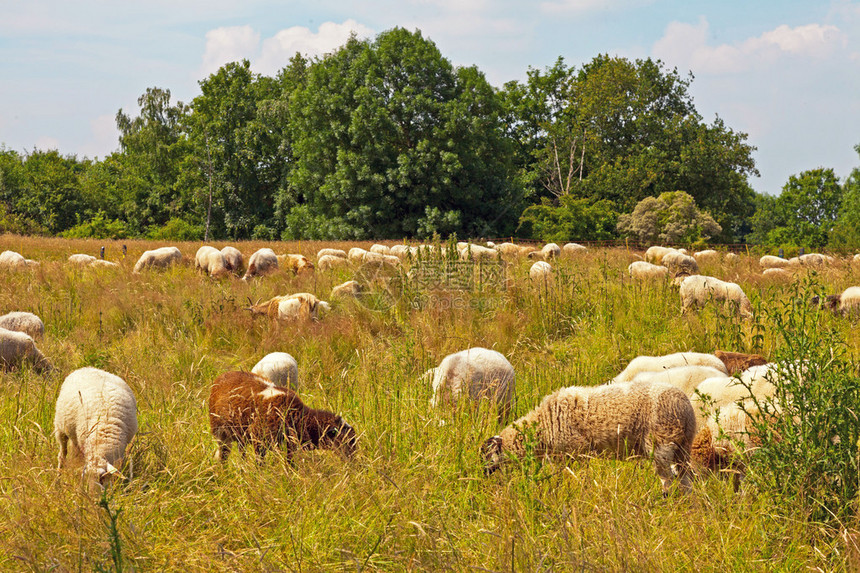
<box><xmin>221</xmin><ymin>246</ymin><xmax>244</xmax><ymax>274</ymax></box>
<box><xmin>208</xmin><ymin>371</ymin><xmax>356</xmax><ymax>462</ymax></box>
<box><xmin>242</xmin><ymin>248</ymin><xmax>279</xmax><ymax>280</ymax></box>
<box><xmin>248</xmin><ymin>293</ymin><xmax>331</xmax><ymax>321</ymax></box>
<box><xmin>481</xmin><ymin>380</ymin><xmax>696</xmax><ymax>495</ymax></box>
<box><xmin>278</xmin><ymin>254</ymin><xmax>314</xmax><ymax>275</ymax></box>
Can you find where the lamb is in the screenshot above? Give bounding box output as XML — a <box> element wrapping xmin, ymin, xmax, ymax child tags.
<box><xmin>317</xmin><ymin>248</ymin><xmax>347</xmax><ymax>259</ymax></box>
<box><xmin>0</xmin><ymin>311</ymin><xmax>44</xmax><ymax>340</ymax></box>
<box><xmin>661</xmin><ymin>251</ymin><xmax>699</xmax><ymax>275</ymax></box>
<box><xmin>529</xmin><ymin>261</ymin><xmax>553</xmax><ymax>281</ymax></box>
<box><xmin>481</xmin><ymin>380</ymin><xmax>695</xmax><ymax>495</ymax></box>
<box><xmin>248</xmin><ymin>293</ymin><xmax>331</xmax><ymax>321</ymax></box>
<box><xmin>714</xmin><ymin>350</ymin><xmax>768</xmax><ymax>376</ymax></box>
<box><xmin>242</xmin><ymin>248</ymin><xmax>279</xmax><ymax>280</ymax></box>
<box><xmin>645</xmin><ymin>246</ymin><xmax>679</xmax><ymax>265</ymax></box>
<box><xmin>0</xmin><ymin>327</ymin><xmax>52</xmax><ymax>372</ymax></box>
<box><xmin>759</xmin><ymin>255</ymin><xmax>790</xmax><ymax>269</ymax></box>
<box><xmin>562</xmin><ymin>243</ymin><xmax>587</xmax><ymax>255</ymax></box>
<box><xmin>221</xmin><ymin>246</ymin><xmax>244</xmax><ymax>274</ymax></box>
<box><xmin>53</xmin><ymin>367</ymin><xmax>138</xmax><ymax>485</ymax></box>
<box><xmin>133</xmin><ymin>246</ymin><xmax>182</xmax><ymax>273</ymax></box>
<box><xmin>631</xmin><ymin>365</ymin><xmax>729</xmax><ymax>395</ymax></box>
<box><xmin>679</xmin><ymin>275</ymin><xmax>753</xmax><ymax>318</ymax></box>
<box><xmin>331</xmin><ymin>280</ymin><xmax>364</xmax><ymax>299</ymax></box>
<box><xmin>613</xmin><ymin>352</ymin><xmax>728</xmax><ymax>383</ymax></box>
<box><xmin>195</xmin><ymin>246</ymin><xmax>229</xmax><ymax>278</ymax></box>
<box><xmin>252</xmin><ymin>352</ymin><xmax>299</xmax><ymax>390</ymax></box>
<box><xmin>318</xmin><ymin>254</ymin><xmax>349</xmax><ymax>271</ymax></box>
<box><xmin>427</xmin><ymin>347</ymin><xmax>516</xmax><ymax>423</ymax></box>
<box><xmin>628</xmin><ymin>261</ymin><xmax>669</xmax><ymax>280</ymax></box>
<box><xmin>208</xmin><ymin>371</ymin><xmax>356</xmax><ymax>462</ymax></box>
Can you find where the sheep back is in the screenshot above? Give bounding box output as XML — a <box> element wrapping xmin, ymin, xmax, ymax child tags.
<box><xmin>133</xmin><ymin>247</ymin><xmax>182</xmax><ymax>273</ymax></box>
<box><xmin>613</xmin><ymin>352</ymin><xmax>728</xmax><ymax>383</ymax></box>
<box><xmin>430</xmin><ymin>347</ymin><xmax>515</xmax><ymax>422</ymax></box>
<box><xmin>252</xmin><ymin>352</ymin><xmax>299</xmax><ymax>389</ymax></box>
<box><xmin>0</xmin><ymin>311</ymin><xmax>44</xmax><ymax>340</ymax></box>
<box><xmin>243</xmin><ymin>248</ymin><xmax>279</xmax><ymax>280</ymax></box>
<box><xmin>0</xmin><ymin>327</ymin><xmax>51</xmax><ymax>372</ymax></box>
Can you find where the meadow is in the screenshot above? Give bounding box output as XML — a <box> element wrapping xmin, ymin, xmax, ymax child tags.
<box><xmin>0</xmin><ymin>234</ymin><xmax>858</xmax><ymax>571</ymax></box>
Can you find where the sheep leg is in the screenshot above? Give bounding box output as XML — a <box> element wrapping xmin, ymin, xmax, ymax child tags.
<box><xmin>56</xmin><ymin>433</ymin><xmax>69</xmax><ymax>469</ymax></box>
<box><xmin>653</xmin><ymin>443</ymin><xmax>681</xmax><ymax>496</ymax></box>
<box><xmin>214</xmin><ymin>442</ymin><xmax>231</xmax><ymax>462</ymax></box>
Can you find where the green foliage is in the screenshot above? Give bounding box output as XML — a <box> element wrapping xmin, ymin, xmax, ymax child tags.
<box><xmin>745</xmin><ymin>282</ymin><xmax>860</xmax><ymax>524</ymax></box>
<box><xmin>516</xmin><ymin>196</ymin><xmax>617</xmax><ymax>241</ymax></box>
<box><xmin>829</xmin><ymin>145</ymin><xmax>860</xmax><ymax>250</ymax></box>
<box><xmin>145</xmin><ymin>217</ymin><xmax>203</xmax><ymax>241</ymax></box>
<box><xmin>616</xmin><ymin>191</ymin><xmax>721</xmax><ymax>244</ymax></box>
<box><xmin>61</xmin><ymin>211</ymin><xmax>129</xmax><ymax>239</ymax></box>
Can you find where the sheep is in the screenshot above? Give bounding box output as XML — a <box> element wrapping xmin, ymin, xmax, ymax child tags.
<box><xmin>481</xmin><ymin>380</ymin><xmax>695</xmax><ymax>495</ymax></box>
<box><xmin>762</xmin><ymin>267</ymin><xmax>792</xmax><ymax>280</ymax></box>
<box><xmin>725</xmin><ymin>252</ymin><xmax>740</xmax><ymax>263</ymax></box>
<box><xmin>459</xmin><ymin>244</ymin><xmax>500</xmax><ymax>261</ymax></box>
<box><xmin>0</xmin><ymin>327</ymin><xmax>52</xmax><ymax>372</ymax></box>
<box><xmin>317</xmin><ymin>248</ymin><xmax>347</xmax><ymax>259</ymax></box>
<box><xmin>693</xmin><ymin>249</ymin><xmax>719</xmax><ymax>263</ymax></box>
<box><xmin>562</xmin><ymin>243</ymin><xmax>587</xmax><ymax>255</ymax></box>
<box><xmin>318</xmin><ymin>254</ymin><xmax>349</xmax><ymax>271</ymax></box>
<box><xmin>529</xmin><ymin>261</ymin><xmax>552</xmax><ymax>281</ymax></box>
<box><xmin>252</xmin><ymin>352</ymin><xmax>299</xmax><ymax>390</ymax></box>
<box><xmin>661</xmin><ymin>251</ymin><xmax>699</xmax><ymax>275</ymax></box>
<box><xmin>798</xmin><ymin>253</ymin><xmax>834</xmax><ymax>267</ymax></box>
<box><xmin>427</xmin><ymin>347</ymin><xmax>516</xmax><ymax>423</ymax></box>
<box><xmin>631</xmin><ymin>365</ymin><xmax>729</xmax><ymax>396</ymax></box>
<box><xmin>331</xmin><ymin>280</ymin><xmax>364</xmax><ymax>299</ymax></box>
<box><xmin>690</xmin><ymin>364</ymin><xmax>782</xmax><ymax>422</ymax></box>
<box><xmin>242</xmin><ymin>248</ymin><xmax>279</xmax><ymax>280</ymax></box>
<box><xmin>613</xmin><ymin>351</ymin><xmax>728</xmax><ymax>384</ymax></box>
<box><xmin>628</xmin><ymin>261</ymin><xmax>669</xmax><ymax>280</ymax></box>
<box><xmin>69</xmin><ymin>254</ymin><xmax>98</xmax><ymax>266</ymax></box>
<box><xmin>527</xmin><ymin>243</ymin><xmax>560</xmax><ymax>261</ymax></box>
<box><xmin>645</xmin><ymin>246</ymin><xmax>679</xmax><ymax>265</ymax></box>
<box><xmin>348</xmin><ymin>247</ymin><xmax>368</xmax><ymax>263</ymax></box>
<box><xmin>370</xmin><ymin>244</ymin><xmax>390</xmax><ymax>255</ymax></box>
<box><xmin>679</xmin><ymin>275</ymin><xmax>753</xmax><ymax>318</ymax></box>
<box><xmin>714</xmin><ymin>350</ymin><xmax>768</xmax><ymax>376</ymax></box>
<box><xmin>133</xmin><ymin>246</ymin><xmax>182</xmax><ymax>273</ymax></box>
<box><xmin>248</xmin><ymin>293</ymin><xmax>331</xmax><ymax>321</ymax></box>
<box><xmin>0</xmin><ymin>250</ymin><xmax>28</xmax><ymax>268</ymax></box>
<box><xmin>195</xmin><ymin>246</ymin><xmax>230</xmax><ymax>278</ymax></box>
<box><xmin>494</xmin><ymin>242</ymin><xmax>522</xmax><ymax>257</ymax></box>
<box><xmin>208</xmin><ymin>371</ymin><xmax>356</xmax><ymax>462</ymax></box>
<box><xmin>0</xmin><ymin>311</ymin><xmax>44</xmax><ymax>340</ymax></box>
<box><xmin>389</xmin><ymin>245</ymin><xmax>411</xmax><ymax>259</ymax></box>
<box><xmin>278</xmin><ymin>254</ymin><xmax>314</xmax><ymax>275</ymax></box>
<box><xmin>221</xmin><ymin>246</ymin><xmax>244</xmax><ymax>274</ymax></box>
<box><xmin>759</xmin><ymin>255</ymin><xmax>790</xmax><ymax>269</ymax></box>
<box><xmin>91</xmin><ymin>259</ymin><xmax>119</xmax><ymax>269</ymax></box>
<box><xmin>833</xmin><ymin>287</ymin><xmax>860</xmax><ymax>315</ymax></box>
<box><xmin>53</xmin><ymin>367</ymin><xmax>137</xmax><ymax>485</ymax></box>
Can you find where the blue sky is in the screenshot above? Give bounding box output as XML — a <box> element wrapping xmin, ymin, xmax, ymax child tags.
<box><xmin>2</xmin><ymin>0</ymin><xmax>859</xmax><ymax>196</ymax></box>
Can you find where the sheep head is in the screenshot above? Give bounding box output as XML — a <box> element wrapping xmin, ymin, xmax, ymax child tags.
<box><xmin>481</xmin><ymin>435</ymin><xmax>504</xmax><ymax>475</ymax></box>
<box><xmin>304</xmin><ymin>410</ymin><xmax>357</xmax><ymax>458</ymax></box>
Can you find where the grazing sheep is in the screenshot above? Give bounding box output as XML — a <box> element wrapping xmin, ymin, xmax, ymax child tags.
<box><xmin>671</xmin><ymin>270</ymin><xmax>692</xmax><ymax>288</ymax></box>
<box><xmin>388</xmin><ymin>245</ymin><xmax>411</xmax><ymax>259</ymax></box>
<box><xmin>759</xmin><ymin>255</ymin><xmax>790</xmax><ymax>269</ymax></box>
<box><xmin>331</xmin><ymin>280</ymin><xmax>364</xmax><ymax>299</ymax></box>
<box><xmin>248</xmin><ymin>293</ymin><xmax>331</xmax><ymax>321</ymax></box>
<box><xmin>221</xmin><ymin>246</ymin><xmax>244</xmax><ymax>274</ymax></box>
<box><xmin>628</xmin><ymin>261</ymin><xmax>669</xmax><ymax>280</ymax></box>
<box><xmin>631</xmin><ymin>365</ymin><xmax>729</xmax><ymax>395</ymax></box>
<box><xmin>318</xmin><ymin>254</ymin><xmax>349</xmax><ymax>271</ymax></box>
<box><xmin>195</xmin><ymin>246</ymin><xmax>229</xmax><ymax>278</ymax></box>
<box><xmin>693</xmin><ymin>249</ymin><xmax>719</xmax><ymax>264</ymax></box>
<box><xmin>494</xmin><ymin>242</ymin><xmax>522</xmax><ymax>258</ymax></box>
<box><xmin>562</xmin><ymin>243</ymin><xmax>587</xmax><ymax>255</ymax></box>
<box><xmin>662</xmin><ymin>251</ymin><xmax>699</xmax><ymax>275</ymax></box>
<box><xmin>68</xmin><ymin>254</ymin><xmax>98</xmax><ymax>266</ymax></box>
<box><xmin>428</xmin><ymin>347</ymin><xmax>516</xmax><ymax>423</ymax></box>
<box><xmin>278</xmin><ymin>254</ymin><xmax>314</xmax><ymax>275</ymax></box>
<box><xmin>242</xmin><ymin>248</ymin><xmax>279</xmax><ymax>280</ymax></box>
<box><xmin>613</xmin><ymin>352</ymin><xmax>728</xmax><ymax>383</ymax></box>
<box><xmin>833</xmin><ymin>287</ymin><xmax>860</xmax><ymax>315</ymax></box>
<box><xmin>208</xmin><ymin>371</ymin><xmax>356</xmax><ymax>462</ymax></box>
<box><xmin>798</xmin><ymin>253</ymin><xmax>833</xmax><ymax>267</ymax></box>
<box><xmin>645</xmin><ymin>246</ymin><xmax>679</xmax><ymax>265</ymax></box>
<box><xmin>91</xmin><ymin>259</ymin><xmax>119</xmax><ymax>269</ymax></box>
<box><xmin>763</xmin><ymin>267</ymin><xmax>792</xmax><ymax>280</ymax></box>
<box><xmin>0</xmin><ymin>311</ymin><xmax>44</xmax><ymax>340</ymax></box>
<box><xmin>133</xmin><ymin>246</ymin><xmax>182</xmax><ymax>273</ymax></box>
<box><xmin>369</xmin><ymin>244</ymin><xmax>390</xmax><ymax>255</ymax></box>
<box><xmin>481</xmin><ymin>381</ymin><xmax>695</xmax><ymax>495</ymax></box>
<box><xmin>317</xmin><ymin>248</ymin><xmax>347</xmax><ymax>259</ymax></box>
<box><xmin>348</xmin><ymin>247</ymin><xmax>368</xmax><ymax>263</ymax></box>
<box><xmin>691</xmin><ymin>364</ymin><xmax>782</xmax><ymax>422</ymax></box>
<box><xmin>540</xmin><ymin>243</ymin><xmax>561</xmax><ymax>259</ymax></box>
<box><xmin>529</xmin><ymin>261</ymin><xmax>553</xmax><ymax>281</ymax></box>
<box><xmin>714</xmin><ymin>350</ymin><xmax>768</xmax><ymax>376</ymax></box>
<box><xmin>0</xmin><ymin>250</ymin><xmax>29</xmax><ymax>268</ymax></box>
<box><xmin>459</xmin><ymin>244</ymin><xmax>500</xmax><ymax>261</ymax></box>
<box><xmin>725</xmin><ymin>252</ymin><xmax>740</xmax><ymax>263</ymax></box>
<box><xmin>0</xmin><ymin>327</ymin><xmax>52</xmax><ymax>372</ymax></box>
<box><xmin>53</xmin><ymin>367</ymin><xmax>137</xmax><ymax>485</ymax></box>
<box><xmin>252</xmin><ymin>352</ymin><xmax>299</xmax><ymax>390</ymax></box>
<box><xmin>679</xmin><ymin>275</ymin><xmax>753</xmax><ymax>318</ymax></box>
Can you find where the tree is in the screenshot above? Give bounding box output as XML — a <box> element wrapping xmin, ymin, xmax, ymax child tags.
<box><xmin>516</xmin><ymin>196</ymin><xmax>617</xmax><ymax>242</ymax></box>
<box><xmin>14</xmin><ymin>149</ymin><xmax>90</xmax><ymax>234</ymax></box>
<box><xmin>616</xmin><ymin>191</ymin><xmax>721</xmax><ymax>245</ymax></box>
<box><xmin>830</xmin><ymin>145</ymin><xmax>860</xmax><ymax>249</ymax></box>
<box><xmin>285</xmin><ymin>28</ymin><xmax>520</xmax><ymax>239</ymax></box>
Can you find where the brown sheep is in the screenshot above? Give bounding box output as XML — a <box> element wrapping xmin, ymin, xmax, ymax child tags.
<box><xmin>714</xmin><ymin>350</ymin><xmax>769</xmax><ymax>376</ymax></box>
<box><xmin>247</xmin><ymin>293</ymin><xmax>330</xmax><ymax>321</ymax></box>
<box><xmin>208</xmin><ymin>371</ymin><xmax>356</xmax><ymax>462</ymax></box>
<box><xmin>278</xmin><ymin>254</ymin><xmax>315</xmax><ymax>275</ymax></box>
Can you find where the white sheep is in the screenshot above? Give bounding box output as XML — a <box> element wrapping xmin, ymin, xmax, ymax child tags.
<box><xmin>661</xmin><ymin>251</ymin><xmax>699</xmax><ymax>275</ymax></box>
<box><xmin>133</xmin><ymin>246</ymin><xmax>182</xmax><ymax>273</ymax></box>
<box><xmin>317</xmin><ymin>248</ymin><xmax>347</xmax><ymax>259</ymax></box>
<box><xmin>762</xmin><ymin>267</ymin><xmax>792</xmax><ymax>280</ymax></box>
<box><xmin>427</xmin><ymin>347</ymin><xmax>516</xmax><ymax>423</ymax></box>
<box><xmin>798</xmin><ymin>253</ymin><xmax>833</xmax><ymax>267</ymax></box>
<box><xmin>348</xmin><ymin>247</ymin><xmax>368</xmax><ymax>263</ymax></box>
<box><xmin>53</xmin><ymin>367</ymin><xmax>138</xmax><ymax>485</ymax></box>
<box><xmin>252</xmin><ymin>352</ymin><xmax>299</xmax><ymax>390</ymax></box>
<box><xmin>369</xmin><ymin>244</ymin><xmax>390</xmax><ymax>255</ymax></box>
<box><xmin>690</xmin><ymin>364</ymin><xmax>783</xmax><ymax>423</ymax></box>
<box><xmin>331</xmin><ymin>280</ymin><xmax>364</xmax><ymax>299</ymax></box>
<box><xmin>679</xmin><ymin>275</ymin><xmax>753</xmax><ymax>318</ymax></box>
<box><xmin>628</xmin><ymin>261</ymin><xmax>669</xmax><ymax>280</ymax></box>
<box><xmin>529</xmin><ymin>261</ymin><xmax>553</xmax><ymax>281</ymax></box>
<box><xmin>68</xmin><ymin>254</ymin><xmax>98</xmax><ymax>266</ymax></box>
<box><xmin>527</xmin><ymin>243</ymin><xmax>561</xmax><ymax>261</ymax></box>
<box><xmin>459</xmin><ymin>244</ymin><xmax>500</xmax><ymax>261</ymax></box>
<box><xmin>481</xmin><ymin>380</ymin><xmax>696</xmax><ymax>495</ymax></box>
<box><xmin>195</xmin><ymin>246</ymin><xmax>229</xmax><ymax>278</ymax></box>
<box><xmin>0</xmin><ymin>311</ymin><xmax>44</xmax><ymax>340</ymax></box>
<box><xmin>631</xmin><ymin>365</ymin><xmax>730</xmax><ymax>395</ymax></box>
<box><xmin>693</xmin><ymin>249</ymin><xmax>719</xmax><ymax>264</ymax></box>
<box><xmin>494</xmin><ymin>242</ymin><xmax>522</xmax><ymax>257</ymax></box>
<box><xmin>0</xmin><ymin>250</ymin><xmax>29</xmax><ymax>268</ymax></box>
<box><xmin>562</xmin><ymin>243</ymin><xmax>587</xmax><ymax>255</ymax></box>
<box><xmin>388</xmin><ymin>245</ymin><xmax>412</xmax><ymax>259</ymax></box>
<box><xmin>0</xmin><ymin>327</ymin><xmax>52</xmax><ymax>372</ymax></box>
<box><xmin>613</xmin><ymin>351</ymin><xmax>728</xmax><ymax>383</ymax></box>
<box><xmin>242</xmin><ymin>248</ymin><xmax>279</xmax><ymax>280</ymax></box>
<box><xmin>221</xmin><ymin>246</ymin><xmax>244</xmax><ymax>274</ymax></box>
<box><xmin>725</xmin><ymin>252</ymin><xmax>740</xmax><ymax>263</ymax></box>
<box><xmin>318</xmin><ymin>254</ymin><xmax>349</xmax><ymax>271</ymax></box>
<box><xmin>836</xmin><ymin>286</ymin><xmax>860</xmax><ymax>314</ymax></box>
<box><xmin>759</xmin><ymin>255</ymin><xmax>790</xmax><ymax>269</ymax></box>
<box><xmin>645</xmin><ymin>246</ymin><xmax>679</xmax><ymax>265</ymax></box>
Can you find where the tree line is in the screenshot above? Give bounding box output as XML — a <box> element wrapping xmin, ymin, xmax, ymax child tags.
<box><xmin>0</xmin><ymin>27</ymin><xmax>858</xmax><ymax>249</ymax></box>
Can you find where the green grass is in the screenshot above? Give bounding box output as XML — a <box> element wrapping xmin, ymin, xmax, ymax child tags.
<box><xmin>0</xmin><ymin>235</ymin><xmax>857</xmax><ymax>570</ymax></box>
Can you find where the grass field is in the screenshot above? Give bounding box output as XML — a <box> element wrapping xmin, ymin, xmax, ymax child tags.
<box><xmin>0</xmin><ymin>234</ymin><xmax>858</xmax><ymax>571</ymax></box>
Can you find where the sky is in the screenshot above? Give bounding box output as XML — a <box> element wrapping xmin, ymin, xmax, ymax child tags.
<box><xmin>2</xmin><ymin>0</ymin><xmax>859</xmax><ymax>196</ymax></box>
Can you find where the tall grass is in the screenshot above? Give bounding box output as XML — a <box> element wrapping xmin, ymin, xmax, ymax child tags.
<box><xmin>0</xmin><ymin>235</ymin><xmax>857</xmax><ymax>570</ymax></box>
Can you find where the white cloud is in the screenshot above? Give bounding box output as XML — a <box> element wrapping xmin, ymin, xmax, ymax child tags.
<box><xmin>540</xmin><ymin>0</ymin><xmax>653</xmax><ymax>15</ymax></box>
<box><xmin>653</xmin><ymin>18</ymin><xmax>845</xmax><ymax>75</ymax></box>
<box><xmin>257</xmin><ymin>20</ymin><xmax>374</xmax><ymax>76</ymax></box>
<box><xmin>198</xmin><ymin>25</ymin><xmax>260</xmax><ymax>78</ymax></box>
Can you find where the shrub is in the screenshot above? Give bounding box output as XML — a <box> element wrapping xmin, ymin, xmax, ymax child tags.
<box><xmin>146</xmin><ymin>218</ymin><xmax>203</xmax><ymax>241</ymax></box>
<box><xmin>60</xmin><ymin>211</ymin><xmax>129</xmax><ymax>239</ymax></box>
<box><xmin>516</xmin><ymin>196</ymin><xmax>617</xmax><ymax>242</ymax></box>
<box><xmin>616</xmin><ymin>191</ymin><xmax>721</xmax><ymax>244</ymax></box>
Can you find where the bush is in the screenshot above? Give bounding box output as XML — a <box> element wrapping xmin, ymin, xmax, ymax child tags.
<box><xmin>516</xmin><ymin>196</ymin><xmax>617</xmax><ymax>242</ymax></box>
<box><xmin>146</xmin><ymin>218</ymin><xmax>203</xmax><ymax>241</ymax></box>
<box><xmin>60</xmin><ymin>211</ymin><xmax>129</xmax><ymax>239</ymax></box>
<box><xmin>616</xmin><ymin>191</ymin><xmax>721</xmax><ymax>244</ymax></box>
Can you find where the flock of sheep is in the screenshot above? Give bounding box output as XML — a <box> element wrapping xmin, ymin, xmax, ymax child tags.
<box><xmin>0</xmin><ymin>239</ymin><xmax>853</xmax><ymax>495</ymax></box>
